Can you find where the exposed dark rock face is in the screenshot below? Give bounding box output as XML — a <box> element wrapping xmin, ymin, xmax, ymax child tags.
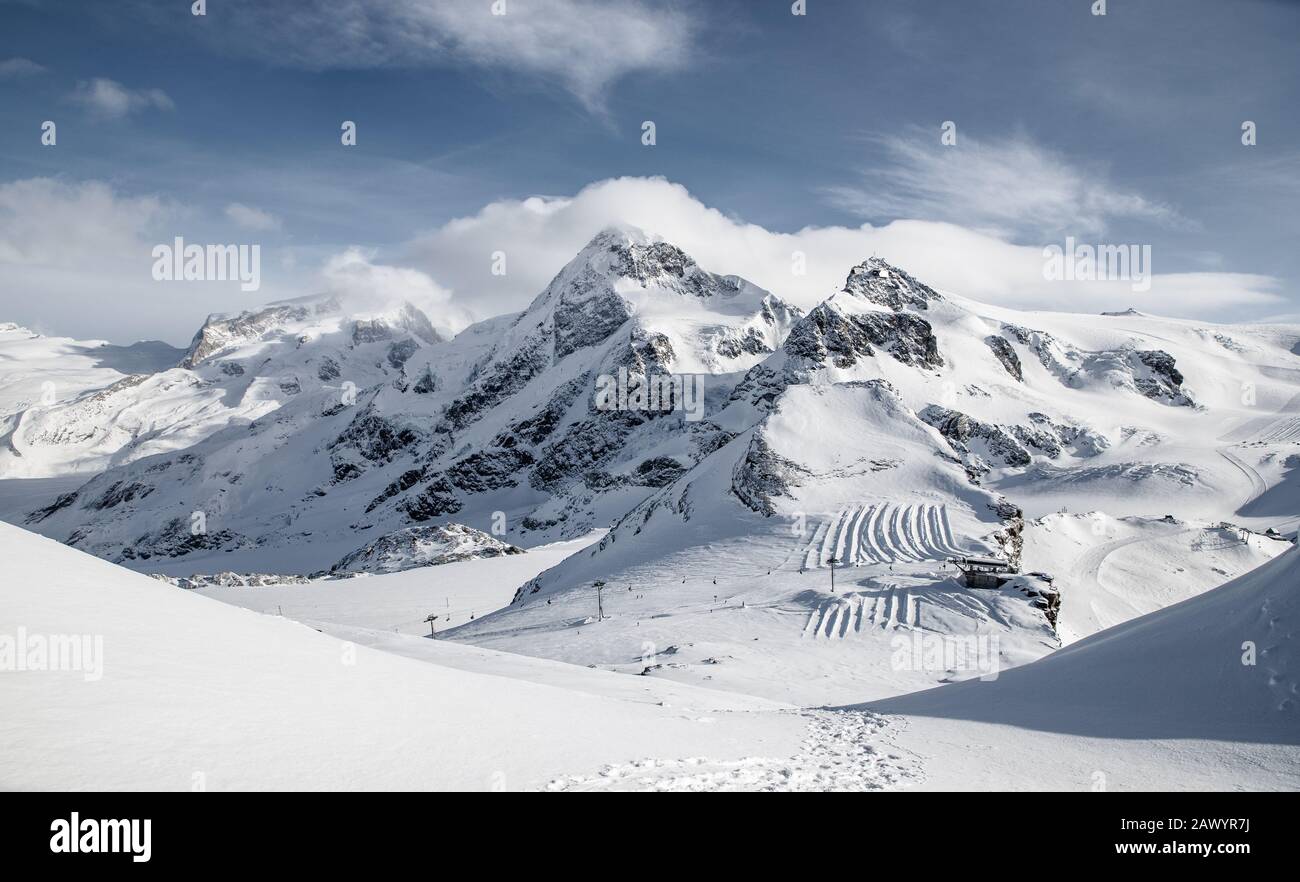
<box><xmin>387</xmin><ymin>339</ymin><xmax>419</xmax><ymax>369</ymax></box>
<box><xmin>583</xmin><ymin>456</ymin><xmax>689</xmax><ymax>490</ymax></box>
<box><xmin>989</xmin><ymin>500</ymin><xmax>1025</xmax><ymax>569</ymax></box>
<box><xmin>715</xmin><ymin>327</ymin><xmax>771</xmax><ymax>359</ymax></box>
<box><xmin>331</xmin><ymin>461</ymin><xmax>362</xmax><ymax>482</ymax></box>
<box><xmin>1000</xmin><ymin>324</ymin><xmax>1072</xmax><ymax>378</ymax></box>
<box><xmin>529</xmin><ymin>412</ymin><xmax>645</xmax><ymax>491</ymax></box>
<box><xmin>441</xmin><ymin>335</ymin><xmax>550</xmax><ymax>432</ymax></box>
<box><xmin>920</xmin><ymin>406</ymin><xmax>1108</xmax><ymax>480</ymax></box>
<box><xmin>920</xmin><ymin>405</ymin><xmax>1033</xmax><ymax>476</ymax></box>
<box><xmin>331</xmin><ymin>412</ymin><xmax>422</xmax><ymax>463</ymax></box>
<box><xmin>353</xmin><ymin>304</ymin><xmax>441</xmax><ymax>347</ymax></box>
<box><xmin>841</xmin><ymin>258</ymin><xmax>943</xmax><ymax>311</ymax></box>
<box><xmin>352</xmin><ymin>319</ymin><xmax>392</xmax><ymax>345</ymax></box>
<box><xmin>317</xmin><ymin>357</ymin><xmax>341</xmax><ymax>382</ymax></box>
<box><xmin>634</xmin><ymin>456</ymin><xmax>687</xmax><ymax>487</ymax></box>
<box><xmin>447</xmin><ymin>447</ymin><xmax>536</xmax><ymax>492</ymax></box>
<box><xmin>554</xmin><ymin>284</ymin><xmax>632</xmax><ymax>359</ymax></box>
<box><xmin>1012</xmin><ymin>575</ymin><xmax>1061</xmax><ymax>630</ymax></box>
<box><xmin>365</xmin><ymin>468</ymin><xmax>425</xmax><ymax>513</ymax></box>
<box><xmin>985</xmin><ymin>335</ymin><xmax>1023</xmax><ymax>381</ymax></box>
<box><xmin>113</xmin><ymin>517</ymin><xmax>247</xmax><ymax>562</ymax></box>
<box><xmin>493</xmin><ymin>375</ymin><xmax>586</xmax><ymax>448</ymax></box>
<box><xmin>608</xmin><ymin>240</ymin><xmax>714</xmax><ymax>294</ymax></box>
<box><xmin>279</xmin><ymin>380</ymin><xmax>301</xmax><ymax>395</ymax></box>
<box><xmin>618</xmin><ymin>330</ymin><xmax>676</xmax><ymax>374</ymax></box>
<box><xmin>329</xmin><ymin>410</ymin><xmax>423</xmax><ymax>483</ymax></box>
<box><xmin>398</xmin><ymin>477</ymin><xmax>463</xmax><ymax>520</ymax></box>
<box><xmin>219</xmin><ymin>361</ymin><xmax>245</xmax><ymax>377</ymax></box>
<box><xmin>692</xmin><ymin>428</ymin><xmax>737</xmax><ymax>460</ymax></box>
<box><xmin>25</xmin><ymin>490</ymin><xmax>79</xmax><ymax>523</ymax></box>
<box><xmin>785</xmin><ymin>305</ymin><xmax>943</xmax><ymax>370</ymax></box>
<box><xmin>1134</xmin><ymin>350</ymin><xmax>1193</xmax><ymax>406</ymax></box>
<box><xmin>151</xmin><ymin>571</ymin><xmax>314</xmax><ymax>589</ymax></box>
<box><xmin>329</xmin><ymin>523</ymin><xmax>522</xmax><ymax>575</ymax></box>
<box><xmin>760</xmin><ymin>296</ymin><xmax>801</xmax><ymax>326</ymax></box>
<box><xmin>89</xmin><ymin>480</ymin><xmax>154</xmax><ymax>510</ymax></box>
<box><xmin>1028</xmin><ymin>461</ymin><xmax>1200</xmax><ymax>488</ymax></box>
<box><xmin>728</xmin><ymin>363</ymin><xmax>790</xmax><ymax>412</ymax></box>
<box><xmin>731</xmin><ymin>434</ymin><xmax>805</xmax><ymax>516</ymax></box>
<box><xmin>182</xmin><ymin>305</ymin><xmax>310</xmax><ymax>367</ymax></box>
<box><xmin>997</xmin><ymin>326</ymin><xmax>1193</xmax><ymax>407</ymax></box>
<box><xmin>412</xmin><ymin>365</ymin><xmax>440</xmax><ymax>394</ymax></box>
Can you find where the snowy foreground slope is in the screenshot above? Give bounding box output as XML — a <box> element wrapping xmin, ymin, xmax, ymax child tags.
<box><xmin>862</xmin><ymin>545</ymin><xmax>1300</xmax><ymax>791</ymax></box>
<box><xmin>3</xmin><ymin>521</ymin><xmax>1295</xmax><ymax>791</ymax></box>
<box><xmin>0</xmin><ymin>523</ymin><xmax>809</xmax><ymax>791</ymax></box>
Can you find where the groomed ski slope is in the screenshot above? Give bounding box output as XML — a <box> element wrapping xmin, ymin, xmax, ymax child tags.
<box><xmin>802</xmin><ymin>502</ymin><xmax>966</xmax><ymax>569</ymax></box>
<box><xmin>542</xmin><ymin>546</ymin><xmax>1300</xmax><ymax>791</ymax></box>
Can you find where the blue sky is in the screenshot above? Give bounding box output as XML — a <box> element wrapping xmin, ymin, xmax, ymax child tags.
<box><xmin>1</xmin><ymin>0</ymin><xmax>1297</xmax><ymax>344</ymax></box>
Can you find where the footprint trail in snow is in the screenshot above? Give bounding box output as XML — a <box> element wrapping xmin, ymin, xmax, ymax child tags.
<box><xmin>544</xmin><ymin>710</ymin><xmax>921</xmax><ymax>792</ymax></box>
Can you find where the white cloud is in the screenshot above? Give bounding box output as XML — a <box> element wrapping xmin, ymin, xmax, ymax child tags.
<box><xmin>0</xmin><ymin>178</ymin><xmax>282</xmax><ymax>344</ymax></box>
<box><xmin>69</xmin><ymin>78</ymin><xmax>174</xmax><ymax>119</ymax></box>
<box><xmin>0</xmin><ymin>57</ymin><xmax>46</xmax><ymax>78</ymax></box>
<box><xmin>225</xmin><ymin>202</ymin><xmax>282</xmax><ymax>232</ymax></box>
<box><xmin>399</xmin><ymin>177</ymin><xmax>1280</xmax><ymax>322</ymax></box>
<box><xmin>824</xmin><ymin>130</ymin><xmax>1183</xmax><ymax>240</ymax></box>
<box><xmin>0</xmin><ymin>178</ymin><xmax>166</xmax><ymax>266</ymax></box>
<box><xmin>0</xmin><ymin>176</ymin><xmax>1283</xmax><ymax>347</ymax></box>
<box><xmin>318</xmin><ymin>248</ymin><xmax>473</xmax><ymax>339</ymax></box>
<box><xmin>198</xmin><ymin>0</ymin><xmax>699</xmax><ymax>110</ymax></box>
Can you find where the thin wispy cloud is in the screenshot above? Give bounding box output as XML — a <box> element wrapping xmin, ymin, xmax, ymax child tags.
<box><xmin>0</xmin><ymin>57</ymin><xmax>47</xmax><ymax>78</ymax></box>
<box><xmin>824</xmin><ymin>130</ymin><xmax>1184</xmax><ymax>240</ymax></box>
<box><xmin>187</xmin><ymin>0</ymin><xmax>700</xmax><ymax>111</ymax></box>
<box><xmin>225</xmin><ymin>202</ymin><xmax>282</xmax><ymax>232</ymax></box>
<box><xmin>69</xmin><ymin>78</ymin><xmax>174</xmax><ymax>119</ymax></box>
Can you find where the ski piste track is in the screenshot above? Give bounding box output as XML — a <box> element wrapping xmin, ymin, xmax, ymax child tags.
<box><xmin>802</xmin><ymin>502</ymin><xmax>967</xmax><ymax>570</ymax></box>
<box><xmin>802</xmin><ymin>586</ymin><xmax>920</xmax><ymax>640</ymax></box>
<box><xmin>1218</xmin><ymin>448</ymin><xmax>1268</xmax><ymax>508</ymax></box>
<box><xmin>1254</xmin><ymin>416</ymin><xmax>1300</xmax><ymax>444</ymax></box>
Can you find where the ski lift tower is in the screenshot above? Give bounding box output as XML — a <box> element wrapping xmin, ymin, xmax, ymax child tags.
<box><xmin>827</xmin><ymin>557</ymin><xmax>841</xmax><ymax>593</ymax></box>
<box><xmin>593</xmin><ymin>580</ymin><xmax>607</xmax><ymax>622</ymax></box>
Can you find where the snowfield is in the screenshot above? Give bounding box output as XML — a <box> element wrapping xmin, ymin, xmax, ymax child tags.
<box><xmin>865</xmin><ymin>544</ymin><xmax>1300</xmax><ymax>791</ymax></box>
<box><xmin>0</xmin><ymin>523</ymin><xmax>807</xmax><ymax>791</ymax></box>
<box><xmin>2</xmin><ymin>522</ymin><xmax>1295</xmax><ymax>791</ymax></box>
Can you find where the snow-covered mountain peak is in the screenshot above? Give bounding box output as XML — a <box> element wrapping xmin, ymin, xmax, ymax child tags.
<box><xmin>348</xmin><ymin>301</ymin><xmax>442</xmax><ymax>347</ymax></box>
<box><xmin>540</xmin><ymin>227</ymin><xmax>774</xmax><ymax>312</ymax></box>
<box><xmin>182</xmin><ymin>298</ymin><xmax>334</xmax><ymax>368</ymax></box>
<box><xmin>839</xmin><ymin>257</ymin><xmax>944</xmax><ymax>313</ymax></box>
<box><xmin>181</xmin><ymin>296</ymin><xmax>440</xmax><ymax>369</ymax></box>
<box><xmin>476</xmin><ymin>229</ymin><xmax>802</xmax><ymax>378</ymax></box>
